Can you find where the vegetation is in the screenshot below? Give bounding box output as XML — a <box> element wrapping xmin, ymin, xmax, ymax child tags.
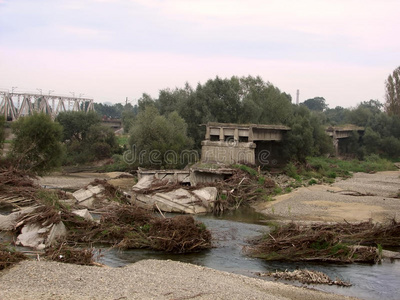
<box><xmin>284</xmin><ymin>156</ymin><xmax>396</xmax><ymax>183</ymax></box>
<box><xmin>128</xmin><ymin>106</ymin><xmax>193</xmax><ymax>168</ymax></box>
<box><xmin>56</xmin><ymin>111</ymin><xmax>119</xmax><ymax>165</ymax></box>
<box><xmin>385</xmin><ymin>66</ymin><xmax>400</xmax><ymax>116</ymax></box>
<box><xmin>9</xmin><ymin>113</ymin><xmax>64</xmax><ymax>175</ymax></box>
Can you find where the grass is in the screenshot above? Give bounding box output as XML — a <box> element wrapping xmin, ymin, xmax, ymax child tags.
<box><xmin>285</xmin><ymin>155</ymin><xmax>396</xmax><ymax>184</ymax></box>
<box><xmin>232</xmin><ymin>164</ymin><xmax>258</xmax><ymax>176</ymax></box>
<box><xmin>116</xmin><ymin>135</ymin><xmax>129</xmax><ymax>146</ymax></box>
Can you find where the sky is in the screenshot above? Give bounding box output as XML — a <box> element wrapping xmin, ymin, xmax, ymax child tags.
<box><xmin>0</xmin><ymin>0</ymin><xmax>399</xmax><ymax>108</ymax></box>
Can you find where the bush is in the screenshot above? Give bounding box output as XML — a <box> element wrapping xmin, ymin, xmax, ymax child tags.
<box><xmin>10</xmin><ymin>113</ymin><xmax>64</xmax><ymax>175</ymax></box>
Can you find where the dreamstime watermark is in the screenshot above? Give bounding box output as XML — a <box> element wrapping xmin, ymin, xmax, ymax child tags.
<box><xmin>122</xmin><ymin>141</ymin><xmax>278</xmax><ymax>166</ymax></box>
<box><xmin>123</xmin><ymin>145</ymin><xmax>199</xmax><ymax>165</ymax></box>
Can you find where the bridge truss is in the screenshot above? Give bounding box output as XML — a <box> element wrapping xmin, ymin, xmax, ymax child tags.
<box><xmin>0</xmin><ymin>91</ymin><xmax>94</xmax><ymax>121</ymax></box>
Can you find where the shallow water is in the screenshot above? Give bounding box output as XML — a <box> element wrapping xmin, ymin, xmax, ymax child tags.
<box><xmin>99</xmin><ymin>208</ymin><xmax>400</xmax><ymax>300</ymax></box>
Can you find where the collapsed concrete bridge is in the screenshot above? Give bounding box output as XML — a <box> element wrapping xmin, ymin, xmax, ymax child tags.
<box><xmin>201</xmin><ymin>122</ymin><xmax>291</xmax><ymax>166</ymax></box>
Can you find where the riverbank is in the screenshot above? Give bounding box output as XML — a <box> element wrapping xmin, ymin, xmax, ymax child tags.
<box><xmin>253</xmin><ymin>170</ymin><xmax>400</xmax><ymax>223</ymax></box>
<box><xmin>0</xmin><ymin>259</ymin><xmax>357</xmax><ymax>300</ymax></box>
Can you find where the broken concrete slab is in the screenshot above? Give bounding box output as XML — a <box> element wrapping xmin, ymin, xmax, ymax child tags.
<box><xmin>0</xmin><ymin>207</ymin><xmax>36</xmax><ymax>231</ymax></box>
<box><xmin>72</xmin><ymin>184</ymin><xmax>105</xmax><ymax>208</ymax></box>
<box><xmin>134</xmin><ymin>187</ymin><xmax>217</xmax><ymax>214</ymax></box>
<box><xmin>72</xmin><ymin>209</ymin><xmax>94</xmax><ymax>221</ymax></box>
<box><xmin>16</xmin><ymin>221</ymin><xmax>67</xmax><ymax>249</ymax></box>
<box><xmin>45</xmin><ymin>222</ymin><xmax>67</xmax><ymax>247</ymax></box>
<box><xmin>132</xmin><ymin>175</ymin><xmax>154</xmax><ymax>191</ymax></box>
<box><xmin>192</xmin><ymin>187</ymin><xmax>218</xmax><ymax>210</ymax></box>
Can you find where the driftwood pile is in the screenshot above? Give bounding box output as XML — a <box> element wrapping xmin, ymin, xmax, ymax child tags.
<box><xmin>214</xmin><ymin>168</ymin><xmax>276</xmax><ymax>213</ymax></box>
<box><xmin>0</xmin><ymin>166</ymin><xmax>38</xmax><ymax>208</ymax></box>
<box><xmin>246</xmin><ymin>220</ymin><xmax>400</xmax><ymax>263</ymax></box>
<box><xmin>68</xmin><ymin>204</ymin><xmax>212</xmax><ymax>253</ymax></box>
<box><xmin>261</xmin><ymin>269</ymin><xmax>352</xmax><ymax>287</ymax></box>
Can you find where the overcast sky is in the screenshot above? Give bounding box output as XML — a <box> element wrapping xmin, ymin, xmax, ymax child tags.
<box><xmin>1</xmin><ymin>0</ymin><xmax>399</xmax><ymax>108</ymax></box>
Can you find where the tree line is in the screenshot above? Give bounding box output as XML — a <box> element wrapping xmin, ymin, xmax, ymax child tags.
<box><xmin>1</xmin><ymin>67</ymin><xmax>399</xmax><ymax>173</ymax></box>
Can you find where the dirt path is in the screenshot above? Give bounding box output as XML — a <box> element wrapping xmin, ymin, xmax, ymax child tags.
<box><xmin>253</xmin><ymin>171</ymin><xmax>400</xmax><ymax>223</ymax></box>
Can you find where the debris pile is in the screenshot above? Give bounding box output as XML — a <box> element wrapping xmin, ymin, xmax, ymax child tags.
<box><xmin>0</xmin><ymin>166</ymin><xmax>38</xmax><ymax>208</ymax></box>
<box><xmin>214</xmin><ymin>168</ymin><xmax>276</xmax><ymax>213</ymax></box>
<box><xmin>260</xmin><ymin>269</ymin><xmax>352</xmax><ymax>287</ymax></box>
<box><xmin>246</xmin><ymin>220</ymin><xmax>400</xmax><ymax>263</ymax></box>
<box><xmin>68</xmin><ymin>204</ymin><xmax>212</xmax><ymax>253</ymax></box>
<box><xmin>44</xmin><ymin>242</ymin><xmax>97</xmax><ymax>266</ymax></box>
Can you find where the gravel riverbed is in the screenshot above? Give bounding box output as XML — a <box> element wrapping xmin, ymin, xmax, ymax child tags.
<box><xmin>0</xmin><ymin>259</ymin><xmax>357</xmax><ymax>300</ymax></box>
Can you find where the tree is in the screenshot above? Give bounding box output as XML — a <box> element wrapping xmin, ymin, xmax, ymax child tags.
<box><xmin>385</xmin><ymin>66</ymin><xmax>400</xmax><ymax>116</ymax></box>
<box><xmin>302</xmin><ymin>97</ymin><xmax>327</xmax><ymax>112</ymax></box>
<box><xmin>56</xmin><ymin>111</ymin><xmax>100</xmax><ymax>142</ymax></box>
<box><xmin>56</xmin><ymin>111</ymin><xmax>118</xmax><ymax>164</ymax></box>
<box><xmin>10</xmin><ymin>113</ymin><xmax>63</xmax><ymax>174</ymax></box>
<box><xmin>128</xmin><ymin>106</ymin><xmax>193</xmax><ymax>168</ymax></box>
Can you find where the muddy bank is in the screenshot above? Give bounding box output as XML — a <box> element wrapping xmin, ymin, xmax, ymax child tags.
<box><xmin>253</xmin><ymin>171</ymin><xmax>400</xmax><ymax>223</ymax></box>
<box><xmin>0</xmin><ymin>259</ymin><xmax>357</xmax><ymax>300</ymax></box>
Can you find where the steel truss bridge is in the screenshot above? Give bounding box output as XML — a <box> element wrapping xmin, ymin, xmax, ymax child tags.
<box><xmin>0</xmin><ymin>91</ymin><xmax>94</xmax><ymax>121</ymax></box>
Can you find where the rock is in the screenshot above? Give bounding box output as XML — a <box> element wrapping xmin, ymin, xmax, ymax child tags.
<box><xmin>132</xmin><ymin>175</ymin><xmax>154</xmax><ymax>191</ymax></box>
<box><xmin>72</xmin><ymin>209</ymin><xmax>94</xmax><ymax>221</ymax></box>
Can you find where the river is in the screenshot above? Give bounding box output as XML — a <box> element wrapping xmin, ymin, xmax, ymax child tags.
<box><xmin>98</xmin><ymin>208</ymin><xmax>400</xmax><ymax>300</ymax></box>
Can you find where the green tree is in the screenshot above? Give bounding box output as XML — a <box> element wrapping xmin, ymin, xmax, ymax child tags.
<box><xmin>56</xmin><ymin>111</ymin><xmax>100</xmax><ymax>142</ymax></box>
<box><xmin>363</xmin><ymin>127</ymin><xmax>381</xmax><ymax>154</ymax></box>
<box><xmin>10</xmin><ymin>113</ymin><xmax>63</xmax><ymax>174</ymax></box>
<box><xmin>385</xmin><ymin>66</ymin><xmax>400</xmax><ymax>116</ymax></box>
<box><xmin>128</xmin><ymin>107</ymin><xmax>193</xmax><ymax>168</ymax></box>
<box><xmin>302</xmin><ymin>97</ymin><xmax>327</xmax><ymax>112</ymax></box>
<box><xmin>56</xmin><ymin>111</ymin><xmax>118</xmax><ymax>164</ymax></box>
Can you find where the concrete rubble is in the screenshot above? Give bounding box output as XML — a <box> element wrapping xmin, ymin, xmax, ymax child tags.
<box><xmin>72</xmin><ymin>209</ymin><xmax>94</xmax><ymax>221</ymax></box>
<box><xmin>72</xmin><ymin>184</ymin><xmax>105</xmax><ymax>208</ymax></box>
<box><xmin>132</xmin><ymin>175</ymin><xmax>218</xmax><ymax>214</ymax></box>
<box><xmin>16</xmin><ymin>221</ymin><xmax>67</xmax><ymax>250</ymax></box>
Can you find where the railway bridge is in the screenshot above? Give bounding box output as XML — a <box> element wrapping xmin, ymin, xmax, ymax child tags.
<box><xmin>0</xmin><ymin>91</ymin><xmax>94</xmax><ymax>121</ymax></box>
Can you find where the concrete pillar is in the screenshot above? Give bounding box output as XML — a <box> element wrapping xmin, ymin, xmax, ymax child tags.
<box><xmin>234</xmin><ymin>128</ymin><xmax>239</xmax><ymax>142</ymax></box>
<box><xmin>248</xmin><ymin>127</ymin><xmax>254</xmax><ymax>142</ymax></box>
<box><xmin>205</xmin><ymin>126</ymin><xmax>210</xmax><ymax>140</ymax></box>
<box><xmin>219</xmin><ymin>127</ymin><xmax>224</xmax><ymax>141</ymax></box>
